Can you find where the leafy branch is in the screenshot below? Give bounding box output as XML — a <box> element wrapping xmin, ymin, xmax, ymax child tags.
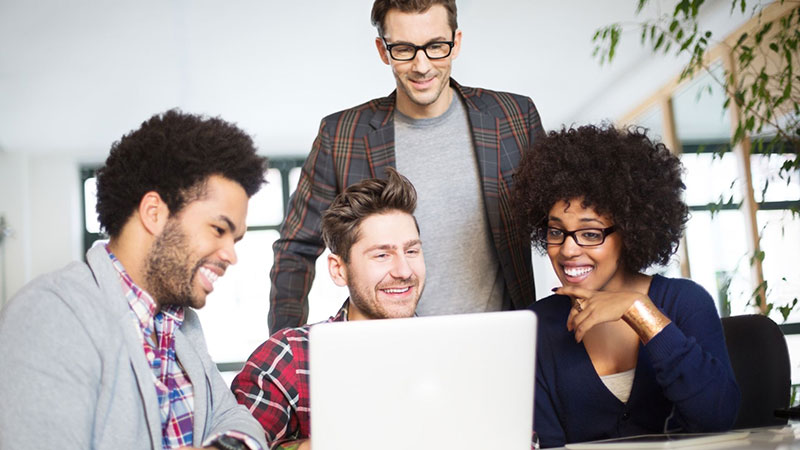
<box><xmin>593</xmin><ymin>0</ymin><xmax>800</xmax><ymax>320</ymax></box>
<box><xmin>593</xmin><ymin>0</ymin><xmax>799</xmax><ymax>176</ymax></box>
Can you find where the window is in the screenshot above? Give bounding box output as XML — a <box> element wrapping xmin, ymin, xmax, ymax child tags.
<box><xmin>81</xmin><ymin>158</ymin><xmax>348</xmax><ymax>370</ymax></box>
<box><xmin>623</xmin><ymin>30</ymin><xmax>800</xmax><ymax>387</ymax></box>
<box><xmin>625</xmin><ymin>104</ymin><xmax>684</xmax><ymax>280</ymax></box>
<box><xmin>673</xmin><ymin>65</ymin><xmax>750</xmax><ymax>316</ymax></box>
<box><xmin>627</xmin><ymin>62</ymin><xmax>800</xmax><ymax>321</ymax></box>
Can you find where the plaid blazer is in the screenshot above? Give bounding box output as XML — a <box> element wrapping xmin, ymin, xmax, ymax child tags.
<box><xmin>269</xmin><ymin>79</ymin><xmax>545</xmax><ymax>331</ymax></box>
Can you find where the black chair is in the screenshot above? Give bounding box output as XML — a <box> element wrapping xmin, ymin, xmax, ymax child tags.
<box><xmin>721</xmin><ymin>314</ymin><xmax>791</xmax><ymax>429</ymax></box>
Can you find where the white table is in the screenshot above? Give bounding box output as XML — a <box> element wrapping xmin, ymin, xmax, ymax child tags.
<box><xmin>552</xmin><ymin>424</ymin><xmax>800</xmax><ymax>449</ymax></box>
<box><xmin>730</xmin><ymin>424</ymin><xmax>800</xmax><ymax>449</ymax></box>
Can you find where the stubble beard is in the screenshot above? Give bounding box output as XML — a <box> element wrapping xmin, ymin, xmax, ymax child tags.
<box><xmin>144</xmin><ymin>219</ymin><xmax>202</xmax><ymax>310</ymax></box>
<box><xmin>347</xmin><ymin>270</ymin><xmax>423</xmax><ymax>320</ymax></box>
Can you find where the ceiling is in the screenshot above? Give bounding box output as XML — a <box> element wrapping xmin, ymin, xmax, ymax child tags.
<box><xmin>0</xmin><ymin>0</ymin><xmax>753</xmax><ymax>161</ymax></box>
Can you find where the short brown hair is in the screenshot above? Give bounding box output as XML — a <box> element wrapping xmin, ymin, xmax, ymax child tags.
<box><xmin>371</xmin><ymin>0</ymin><xmax>458</xmax><ymax>37</ymax></box>
<box><xmin>321</xmin><ymin>168</ymin><xmax>418</xmax><ymax>262</ymax></box>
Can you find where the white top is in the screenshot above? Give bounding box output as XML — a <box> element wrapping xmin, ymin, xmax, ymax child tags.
<box><xmin>600</xmin><ymin>367</ymin><xmax>635</xmax><ymax>403</ymax></box>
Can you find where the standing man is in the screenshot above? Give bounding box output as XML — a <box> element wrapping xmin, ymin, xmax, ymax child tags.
<box><xmin>234</xmin><ymin>169</ymin><xmax>425</xmax><ymax>450</ymax></box>
<box><xmin>0</xmin><ymin>110</ymin><xmax>269</xmax><ymax>450</ymax></box>
<box><xmin>269</xmin><ymin>0</ymin><xmax>544</xmax><ymax>332</ymax></box>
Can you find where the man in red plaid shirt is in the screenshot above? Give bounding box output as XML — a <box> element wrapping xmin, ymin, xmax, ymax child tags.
<box><xmin>232</xmin><ymin>168</ymin><xmax>425</xmax><ymax>450</ymax></box>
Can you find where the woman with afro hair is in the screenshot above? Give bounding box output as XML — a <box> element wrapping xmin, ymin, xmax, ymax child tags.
<box><xmin>513</xmin><ymin>124</ymin><xmax>740</xmax><ymax>447</ymax></box>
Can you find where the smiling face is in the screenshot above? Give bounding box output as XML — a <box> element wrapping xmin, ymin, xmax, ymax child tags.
<box><xmin>144</xmin><ymin>175</ymin><xmax>248</xmax><ymax>310</ymax></box>
<box><xmin>376</xmin><ymin>4</ymin><xmax>461</xmax><ymax>119</ymax></box>
<box><xmin>546</xmin><ymin>199</ymin><xmax>627</xmax><ymax>293</ymax></box>
<box><xmin>330</xmin><ymin>210</ymin><xmax>425</xmax><ymax>320</ymax></box>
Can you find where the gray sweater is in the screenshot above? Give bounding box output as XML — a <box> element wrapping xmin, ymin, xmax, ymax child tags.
<box><xmin>0</xmin><ymin>244</ymin><xmax>267</xmax><ymax>449</ymax></box>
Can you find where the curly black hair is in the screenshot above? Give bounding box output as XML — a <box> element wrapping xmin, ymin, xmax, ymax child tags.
<box><xmin>95</xmin><ymin>109</ymin><xmax>268</xmax><ymax>237</ymax></box>
<box><xmin>512</xmin><ymin>124</ymin><xmax>688</xmax><ymax>273</ymax></box>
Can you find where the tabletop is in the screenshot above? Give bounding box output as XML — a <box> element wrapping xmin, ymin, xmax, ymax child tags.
<box><xmin>551</xmin><ymin>423</ymin><xmax>800</xmax><ymax>449</ymax></box>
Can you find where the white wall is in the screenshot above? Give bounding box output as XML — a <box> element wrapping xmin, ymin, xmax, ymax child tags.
<box><xmin>2</xmin><ymin>1</ymin><xmax>755</xmax><ymax>160</ymax></box>
<box><xmin>28</xmin><ymin>155</ymin><xmax>83</xmax><ymax>277</ymax></box>
<box><xmin>0</xmin><ymin>1</ymin><xmax>755</xmax><ymax>306</ymax></box>
<box><xmin>0</xmin><ymin>152</ymin><xmax>83</xmax><ymax>307</ymax></box>
<box><xmin>0</xmin><ymin>153</ymin><xmax>30</xmax><ymax>307</ymax></box>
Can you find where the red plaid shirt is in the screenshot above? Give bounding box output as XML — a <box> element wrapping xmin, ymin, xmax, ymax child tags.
<box><xmin>232</xmin><ymin>301</ymin><xmax>350</xmax><ymax>449</ymax></box>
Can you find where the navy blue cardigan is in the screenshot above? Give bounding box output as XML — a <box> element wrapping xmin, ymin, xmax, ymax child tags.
<box><xmin>531</xmin><ymin>275</ymin><xmax>740</xmax><ymax>448</ymax></box>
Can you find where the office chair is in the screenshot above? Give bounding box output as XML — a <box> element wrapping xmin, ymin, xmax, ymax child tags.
<box><xmin>721</xmin><ymin>314</ymin><xmax>791</xmax><ymax>429</ymax></box>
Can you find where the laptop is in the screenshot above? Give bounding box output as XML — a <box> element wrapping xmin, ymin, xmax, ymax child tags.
<box><xmin>308</xmin><ymin>310</ymin><xmax>537</xmax><ymax>450</ymax></box>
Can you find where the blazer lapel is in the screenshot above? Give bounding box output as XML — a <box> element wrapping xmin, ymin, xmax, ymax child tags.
<box><xmin>364</xmin><ymin>94</ymin><xmax>397</xmax><ymax>178</ymax></box>
<box><xmin>120</xmin><ymin>317</ymin><xmax>164</xmax><ymax>447</ymax></box>
<box><xmin>464</xmin><ymin>95</ymin><xmax>503</xmax><ymax>241</ymax></box>
<box><xmin>86</xmin><ymin>245</ymin><xmax>163</xmax><ymax>447</ymax></box>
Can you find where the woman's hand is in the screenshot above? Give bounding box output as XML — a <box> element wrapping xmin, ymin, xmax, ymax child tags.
<box><xmin>555</xmin><ymin>285</ymin><xmax>670</xmax><ymax>344</ymax></box>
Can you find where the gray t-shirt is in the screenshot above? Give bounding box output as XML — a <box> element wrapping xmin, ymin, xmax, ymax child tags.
<box><xmin>394</xmin><ymin>90</ymin><xmax>504</xmax><ymax>315</ymax></box>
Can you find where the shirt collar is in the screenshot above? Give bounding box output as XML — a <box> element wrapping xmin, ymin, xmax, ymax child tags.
<box><xmin>332</xmin><ymin>299</ymin><xmax>418</xmax><ymax>323</ymax></box>
<box><xmin>105</xmin><ymin>244</ymin><xmax>184</xmax><ymax>327</ymax></box>
<box><xmin>332</xmin><ymin>300</ymin><xmax>350</xmax><ymax>322</ymax></box>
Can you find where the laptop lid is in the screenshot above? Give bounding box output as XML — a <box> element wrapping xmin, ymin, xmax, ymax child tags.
<box><xmin>309</xmin><ymin>310</ymin><xmax>537</xmax><ymax>450</ymax></box>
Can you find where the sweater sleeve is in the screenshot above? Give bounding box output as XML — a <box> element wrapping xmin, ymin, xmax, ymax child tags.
<box><xmin>532</xmin><ymin>312</ymin><xmax>568</xmax><ymax>449</ymax></box>
<box><xmin>644</xmin><ymin>281</ymin><xmax>741</xmax><ymax>432</ymax></box>
<box><xmin>268</xmin><ymin>118</ymin><xmax>336</xmax><ymax>332</ymax></box>
<box><xmin>534</xmin><ymin>364</ymin><xmax>567</xmax><ymax>448</ymax></box>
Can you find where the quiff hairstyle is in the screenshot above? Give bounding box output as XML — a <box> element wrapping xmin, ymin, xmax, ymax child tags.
<box><xmin>321</xmin><ymin>168</ymin><xmax>418</xmax><ymax>263</ymax></box>
<box><xmin>371</xmin><ymin>0</ymin><xmax>458</xmax><ymax>37</ymax></box>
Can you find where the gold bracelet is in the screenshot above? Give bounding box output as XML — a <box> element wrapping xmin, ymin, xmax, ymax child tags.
<box><xmin>622</xmin><ymin>299</ymin><xmax>671</xmax><ymax>344</ymax></box>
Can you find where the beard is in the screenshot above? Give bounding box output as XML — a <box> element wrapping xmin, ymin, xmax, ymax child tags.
<box><xmin>143</xmin><ymin>219</ymin><xmax>203</xmax><ymax>310</ymax></box>
<box><xmin>347</xmin><ymin>270</ymin><xmax>423</xmax><ymax>320</ymax></box>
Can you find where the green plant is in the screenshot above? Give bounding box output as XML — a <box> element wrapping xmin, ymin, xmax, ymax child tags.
<box><xmin>592</xmin><ymin>0</ymin><xmax>799</xmax><ymax>319</ymax></box>
<box><xmin>594</xmin><ymin>0</ymin><xmax>798</xmax><ymax>154</ymax></box>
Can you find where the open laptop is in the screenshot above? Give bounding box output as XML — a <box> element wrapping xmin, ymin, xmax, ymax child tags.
<box><xmin>308</xmin><ymin>310</ymin><xmax>537</xmax><ymax>450</ymax></box>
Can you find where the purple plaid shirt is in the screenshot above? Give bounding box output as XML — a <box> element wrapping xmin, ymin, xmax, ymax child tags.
<box><xmin>107</xmin><ymin>246</ymin><xmax>196</xmax><ymax>448</ymax></box>
<box><xmin>106</xmin><ymin>246</ymin><xmax>262</xmax><ymax>449</ymax></box>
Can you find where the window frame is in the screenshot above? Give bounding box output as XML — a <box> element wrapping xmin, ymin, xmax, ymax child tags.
<box><xmin>80</xmin><ymin>159</ymin><xmax>305</xmax><ymax>255</ymax></box>
<box><xmin>80</xmin><ymin>158</ymin><xmax>306</xmax><ymax>373</ymax></box>
<box><xmin>618</xmin><ymin>3</ymin><xmax>800</xmax><ymax>396</ymax></box>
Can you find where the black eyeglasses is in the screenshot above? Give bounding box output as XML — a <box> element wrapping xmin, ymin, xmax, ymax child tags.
<box><xmin>542</xmin><ymin>226</ymin><xmax>617</xmax><ymax>247</ymax></box>
<box><xmin>381</xmin><ymin>34</ymin><xmax>455</xmax><ymax>61</ymax></box>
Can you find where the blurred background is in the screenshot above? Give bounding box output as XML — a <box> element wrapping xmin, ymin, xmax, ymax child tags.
<box><xmin>1</xmin><ymin>0</ymin><xmax>797</xmax><ymax>383</ymax></box>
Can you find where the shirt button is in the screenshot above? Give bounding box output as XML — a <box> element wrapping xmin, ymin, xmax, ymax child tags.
<box><xmin>621</xmin><ymin>412</ymin><xmax>630</xmax><ymax>420</ymax></box>
<box><xmin>147</xmin><ymin>352</ymin><xmax>155</xmax><ymax>362</ymax></box>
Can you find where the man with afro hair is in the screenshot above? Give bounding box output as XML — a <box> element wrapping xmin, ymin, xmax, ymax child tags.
<box><xmin>0</xmin><ymin>110</ymin><xmax>269</xmax><ymax>450</ymax></box>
